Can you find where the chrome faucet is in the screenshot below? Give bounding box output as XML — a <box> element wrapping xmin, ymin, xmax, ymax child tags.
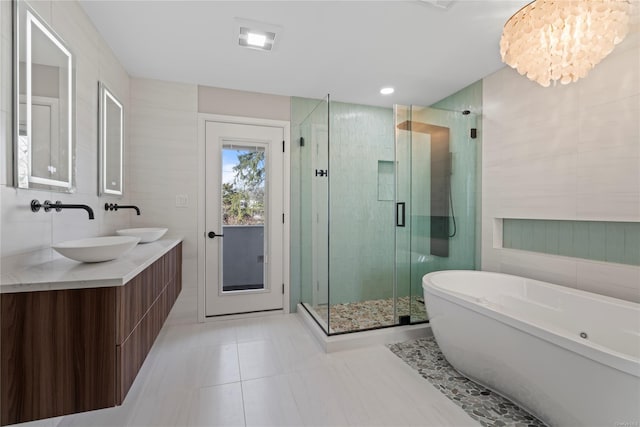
<box><xmin>105</xmin><ymin>203</ymin><xmax>141</xmax><ymax>215</ymax></box>
<box><xmin>31</xmin><ymin>200</ymin><xmax>95</xmax><ymax>220</ymax></box>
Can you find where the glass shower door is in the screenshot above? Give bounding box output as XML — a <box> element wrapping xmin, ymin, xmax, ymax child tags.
<box><xmin>395</xmin><ymin>105</ymin><xmax>478</xmax><ymax>323</ymax></box>
<box><xmin>299</xmin><ymin>95</ymin><xmax>330</xmax><ymax>333</ymax></box>
<box><xmin>394</xmin><ymin>105</ymin><xmax>412</xmax><ymax>324</ymax></box>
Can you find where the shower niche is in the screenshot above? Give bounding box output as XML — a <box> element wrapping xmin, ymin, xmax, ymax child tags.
<box><xmin>294</xmin><ymin>97</ymin><xmax>478</xmax><ymax>335</ymax></box>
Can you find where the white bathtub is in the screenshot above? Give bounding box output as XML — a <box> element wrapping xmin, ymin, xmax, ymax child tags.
<box><xmin>422</xmin><ymin>270</ymin><xmax>640</xmax><ymax>427</ymax></box>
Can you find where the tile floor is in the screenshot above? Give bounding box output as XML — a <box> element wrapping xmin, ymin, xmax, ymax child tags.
<box><xmin>14</xmin><ymin>305</ymin><xmax>479</xmax><ymax>427</ymax></box>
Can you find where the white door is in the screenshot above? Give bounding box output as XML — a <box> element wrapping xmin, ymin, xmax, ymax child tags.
<box><xmin>205</xmin><ymin>121</ymin><xmax>285</xmax><ymax>316</ymax></box>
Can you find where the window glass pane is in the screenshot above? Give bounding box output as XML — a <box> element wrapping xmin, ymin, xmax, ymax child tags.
<box><xmin>221</xmin><ymin>146</ymin><xmax>266</xmax><ymax>292</ymax></box>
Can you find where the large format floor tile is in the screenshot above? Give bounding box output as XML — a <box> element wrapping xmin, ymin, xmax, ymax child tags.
<box><xmin>17</xmin><ymin>312</ymin><xmax>478</xmax><ymax>427</ymax></box>
<box><xmin>186</xmin><ymin>383</ymin><xmax>245</xmax><ymax>427</ymax></box>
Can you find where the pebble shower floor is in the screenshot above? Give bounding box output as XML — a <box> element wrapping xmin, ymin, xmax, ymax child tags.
<box><xmin>313</xmin><ymin>296</ymin><xmax>428</xmax><ymax>333</ymax></box>
<box><xmin>388</xmin><ymin>337</ymin><xmax>545</xmax><ymax>427</ymax></box>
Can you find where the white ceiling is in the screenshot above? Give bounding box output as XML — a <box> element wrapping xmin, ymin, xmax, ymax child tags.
<box><xmin>79</xmin><ymin>0</ymin><xmax>528</xmax><ymax>108</ymax></box>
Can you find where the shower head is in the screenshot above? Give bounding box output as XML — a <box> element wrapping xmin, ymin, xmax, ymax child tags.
<box><xmin>461</xmin><ymin>110</ymin><xmax>471</xmax><ymax>115</ymax></box>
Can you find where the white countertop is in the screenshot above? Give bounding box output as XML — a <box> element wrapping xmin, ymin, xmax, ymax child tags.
<box><xmin>0</xmin><ymin>238</ymin><xmax>182</xmax><ymax>293</ymax></box>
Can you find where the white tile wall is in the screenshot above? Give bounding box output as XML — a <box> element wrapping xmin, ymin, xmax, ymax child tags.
<box><xmin>131</xmin><ymin>78</ymin><xmax>197</xmax><ymax>111</ymax></box>
<box><xmin>128</xmin><ymin>77</ymin><xmax>198</xmax><ymax>321</ymax></box>
<box><xmin>1</xmin><ymin>0</ymin><xmax>9</xmax><ymax>188</ymax></box>
<box><xmin>482</xmin><ymin>29</ymin><xmax>640</xmax><ymax>302</ymax></box>
<box><xmin>1</xmin><ymin>7</ymin><xmax>11</xmax><ymax>186</ymax></box>
<box><xmin>0</xmin><ymin>0</ymin><xmax>131</xmax><ymax>260</ymax></box>
<box><xmin>1</xmin><ymin>109</ymin><xmax>10</xmax><ymax>186</ymax></box>
<box><xmin>576</xmin><ymin>260</ymin><xmax>640</xmax><ymax>302</ymax></box>
<box><xmin>26</xmin><ymin>0</ymin><xmax>51</xmax><ymax>24</ymax></box>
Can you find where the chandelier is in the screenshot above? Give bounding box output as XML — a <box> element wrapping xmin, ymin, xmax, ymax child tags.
<box><xmin>500</xmin><ymin>0</ymin><xmax>631</xmax><ymax>87</ymax></box>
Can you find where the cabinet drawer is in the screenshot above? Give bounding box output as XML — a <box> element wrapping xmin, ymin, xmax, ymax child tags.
<box><xmin>117</xmin><ymin>289</ymin><xmax>167</xmax><ymax>404</ymax></box>
<box><xmin>162</xmin><ymin>247</ymin><xmax>178</xmax><ymax>287</ymax></box>
<box><xmin>116</xmin><ymin>259</ymin><xmax>163</xmax><ymax>344</ymax></box>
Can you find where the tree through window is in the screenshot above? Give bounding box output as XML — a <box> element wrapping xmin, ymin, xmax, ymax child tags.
<box><xmin>222</xmin><ymin>147</ymin><xmax>265</xmax><ymax>226</ymax></box>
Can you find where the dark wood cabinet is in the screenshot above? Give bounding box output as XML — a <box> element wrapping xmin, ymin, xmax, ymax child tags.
<box><xmin>0</xmin><ymin>288</ymin><xmax>117</xmax><ymax>424</ymax></box>
<box><xmin>115</xmin><ymin>245</ymin><xmax>182</xmax><ymax>403</ymax></box>
<box><xmin>0</xmin><ymin>242</ymin><xmax>182</xmax><ymax>426</ymax></box>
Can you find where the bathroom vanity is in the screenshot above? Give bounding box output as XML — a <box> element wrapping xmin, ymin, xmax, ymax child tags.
<box><xmin>0</xmin><ymin>239</ymin><xmax>182</xmax><ymax>426</ymax></box>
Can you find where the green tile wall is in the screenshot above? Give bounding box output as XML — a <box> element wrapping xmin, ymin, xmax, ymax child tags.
<box><xmin>400</xmin><ymin>82</ymin><xmax>483</xmax><ymax>303</ymax></box>
<box><xmin>377</xmin><ymin>161</ymin><xmax>394</xmax><ymax>201</ymax></box>
<box><xmin>431</xmin><ymin>80</ymin><xmax>483</xmax><ymax>269</ymax></box>
<box><xmin>402</xmin><ymin>106</ymin><xmax>478</xmax><ymax>301</ymax></box>
<box><xmin>328</xmin><ymin>102</ymin><xmax>395</xmax><ymax>305</ymax></box>
<box><xmin>291</xmin><ymin>97</ymin><xmax>395</xmax><ymax>308</ymax></box>
<box><xmin>502</xmin><ymin>219</ymin><xmax>640</xmax><ymax>266</ymax></box>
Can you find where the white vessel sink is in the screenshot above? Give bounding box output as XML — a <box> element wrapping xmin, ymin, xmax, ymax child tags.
<box><xmin>52</xmin><ymin>236</ymin><xmax>140</xmax><ymax>263</ymax></box>
<box><xmin>116</xmin><ymin>227</ymin><xmax>168</xmax><ymax>243</ymax></box>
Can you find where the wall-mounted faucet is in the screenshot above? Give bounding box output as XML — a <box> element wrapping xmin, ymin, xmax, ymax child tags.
<box><xmin>31</xmin><ymin>200</ymin><xmax>95</xmax><ymax>220</ymax></box>
<box><xmin>105</xmin><ymin>203</ymin><xmax>141</xmax><ymax>215</ymax></box>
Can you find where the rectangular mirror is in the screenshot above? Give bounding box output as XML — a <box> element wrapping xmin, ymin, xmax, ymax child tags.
<box><xmin>14</xmin><ymin>1</ymin><xmax>75</xmax><ymax>192</ymax></box>
<box><xmin>98</xmin><ymin>82</ymin><xmax>124</xmax><ymax>197</ymax></box>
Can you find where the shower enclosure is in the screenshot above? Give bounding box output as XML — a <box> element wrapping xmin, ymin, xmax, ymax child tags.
<box><xmin>294</xmin><ymin>96</ymin><xmax>478</xmax><ymax>335</ymax></box>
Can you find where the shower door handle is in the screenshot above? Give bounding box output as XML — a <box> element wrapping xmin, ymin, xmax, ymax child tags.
<box><xmin>396</xmin><ymin>202</ymin><xmax>406</xmax><ymax>227</ymax></box>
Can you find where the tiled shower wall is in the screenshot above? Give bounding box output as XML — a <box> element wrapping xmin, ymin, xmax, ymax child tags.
<box><xmin>329</xmin><ymin>102</ymin><xmax>395</xmax><ymax>304</ymax></box>
<box><xmin>431</xmin><ymin>81</ymin><xmax>483</xmax><ymax>270</ymax></box>
<box><xmin>290</xmin><ymin>97</ymin><xmax>395</xmax><ymax>307</ymax></box>
<box><xmin>0</xmin><ymin>0</ymin><xmax>131</xmax><ymax>262</ymax></box>
<box><xmin>482</xmin><ymin>27</ymin><xmax>640</xmax><ymax>302</ymax></box>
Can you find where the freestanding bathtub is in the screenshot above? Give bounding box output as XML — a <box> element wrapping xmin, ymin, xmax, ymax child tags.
<box><xmin>423</xmin><ymin>270</ymin><xmax>640</xmax><ymax>427</ymax></box>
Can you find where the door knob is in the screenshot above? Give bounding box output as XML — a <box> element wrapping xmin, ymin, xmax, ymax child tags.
<box><xmin>207</xmin><ymin>231</ymin><xmax>224</xmax><ymax>238</ymax></box>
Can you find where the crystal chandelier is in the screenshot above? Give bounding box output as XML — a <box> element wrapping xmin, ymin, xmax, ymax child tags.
<box><xmin>500</xmin><ymin>0</ymin><xmax>631</xmax><ymax>87</ymax></box>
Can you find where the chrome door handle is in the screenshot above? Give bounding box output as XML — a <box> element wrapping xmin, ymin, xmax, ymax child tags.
<box><xmin>207</xmin><ymin>231</ymin><xmax>224</xmax><ymax>239</ymax></box>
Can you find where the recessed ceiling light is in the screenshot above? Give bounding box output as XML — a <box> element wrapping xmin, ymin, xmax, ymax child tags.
<box><xmin>247</xmin><ymin>32</ymin><xmax>267</xmax><ymax>48</ymax></box>
<box><xmin>380</xmin><ymin>87</ymin><xmax>395</xmax><ymax>95</ymax></box>
<box><xmin>239</xmin><ymin>27</ymin><xmax>276</xmax><ymax>51</ymax></box>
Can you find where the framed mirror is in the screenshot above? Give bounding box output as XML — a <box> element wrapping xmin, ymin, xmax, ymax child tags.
<box><xmin>98</xmin><ymin>82</ymin><xmax>124</xmax><ymax>197</ymax></box>
<box><xmin>14</xmin><ymin>1</ymin><xmax>75</xmax><ymax>192</ymax></box>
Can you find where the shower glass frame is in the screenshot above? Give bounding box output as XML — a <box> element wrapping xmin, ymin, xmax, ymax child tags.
<box><xmin>298</xmin><ymin>98</ymin><xmax>478</xmax><ymax>336</ymax></box>
<box><xmin>298</xmin><ymin>95</ymin><xmax>331</xmax><ymax>334</ymax></box>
